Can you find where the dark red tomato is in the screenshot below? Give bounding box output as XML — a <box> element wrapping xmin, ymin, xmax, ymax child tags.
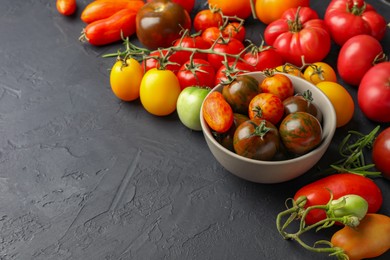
<box><xmin>215</xmin><ymin>61</ymin><xmax>253</xmax><ymax>86</ymax></box>
<box><xmin>260</xmin><ymin>73</ymin><xmax>294</xmax><ymax>101</ymax></box>
<box><xmin>146</xmin><ymin>0</ymin><xmax>195</xmax><ymax>14</ymax></box>
<box><xmin>233</xmin><ymin>119</ymin><xmax>280</xmax><ymax>161</ymax></box>
<box><xmin>324</xmin><ymin>0</ymin><xmax>387</xmax><ymax>46</ymax></box>
<box><xmin>141</xmin><ymin>50</ymin><xmax>181</xmax><ymax>74</ymax></box>
<box><xmin>279</xmin><ymin>112</ymin><xmax>322</xmax><ymax>155</ymax></box>
<box><xmin>373</xmin><ymin>127</ymin><xmax>390</xmax><ymax>180</ymax></box>
<box><xmin>136</xmin><ymin>0</ymin><xmax>191</xmax><ymax>49</ymax></box>
<box><xmin>222</xmin><ymin>75</ymin><xmax>260</xmax><ymax>114</ymax></box>
<box><xmin>264</xmin><ymin>7</ymin><xmax>331</xmax><ymax>66</ymax></box>
<box><xmin>248</xmin><ymin>93</ymin><xmax>284</xmax><ymax>125</ymax></box>
<box><xmin>358</xmin><ymin>62</ymin><xmax>390</xmax><ymax>122</ymax></box>
<box><xmin>243</xmin><ymin>46</ymin><xmax>284</xmax><ymax>71</ymax></box>
<box><xmin>293</xmin><ymin>173</ymin><xmax>383</xmax><ymax>225</ymax></box>
<box><xmin>193</xmin><ymin>9</ymin><xmax>223</xmax><ymax>32</ymax></box>
<box><xmin>171</xmin><ymin>35</ymin><xmax>211</xmax><ymax>65</ymax></box>
<box><xmin>207</xmin><ymin>38</ymin><xmax>245</xmax><ymax>71</ymax></box>
<box><xmin>337</xmin><ymin>35</ymin><xmax>385</xmax><ymax>86</ymax></box>
<box><xmin>216</xmin><ymin>113</ymin><xmax>250</xmax><ymax>152</ymax></box>
<box><xmin>283</xmin><ymin>91</ymin><xmax>323</xmax><ymax>123</ymax></box>
<box><xmin>201</xmin><ymin>26</ymin><xmax>222</xmax><ymax>45</ymax></box>
<box><xmin>221</xmin><ymin>22</ymin><xmax>246</xmax><ymax>42</ymax></box>
<box><xmin>202</xmin><ymin>91</ymin><xmax>234</xmax><ymax>133</ymax></box>
<box><xmin>176</xmin><ymin>59</ymin><xmax>216</xmax><ymax>90</ymax></box>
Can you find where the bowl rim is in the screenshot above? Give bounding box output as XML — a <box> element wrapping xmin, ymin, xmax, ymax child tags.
<box><xmin>200</xmin><ymin>71</ymin><xmax>337</xmax><ymax>165</ymax></box>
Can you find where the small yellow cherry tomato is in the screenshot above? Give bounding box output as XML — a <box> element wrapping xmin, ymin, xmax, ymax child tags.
<box><xmin>140</xmin><ymin>68</ymin><xmax>181</xmax><ymax>116</ymax></box>
<box><xmin>303</xmin><ymin>62</ymin><xmax>337</xmax><ymax>85</ymax></box>
<box><xmin>110</xmin><ymin>58</ymin><xmax>143</xmax><ymax>101</ymax></box>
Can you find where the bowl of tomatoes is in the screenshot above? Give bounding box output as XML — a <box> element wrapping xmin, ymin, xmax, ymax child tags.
<box><xmin>200</xmin><ymin>71</ymin><xmax>337</xmax><ymax>184</ymax></box>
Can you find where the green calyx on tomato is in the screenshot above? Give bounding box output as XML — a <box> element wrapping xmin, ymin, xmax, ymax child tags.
<box><xmin>328</xmin><ymin>194</ymin><xmax>368</xmax><ymax>221</ymax></box>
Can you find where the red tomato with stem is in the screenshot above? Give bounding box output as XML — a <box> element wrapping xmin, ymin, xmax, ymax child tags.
<box><xmin>293</xmin><ymin>173</ymin><xmax>383</xmax><ymax>225</ymax></box>
<box><xmin>202</xmin><ymin>92</ymin><xmax>234</xmax><ymax>133</ymax></box>
<box><xmin>243</xmin><ymin>45</ymin><xmax>284</xmax><ymax>71</ymax></box>
<box><xmin>141</xmin><ymin>49</ymin><xmax>182</xmax><ymax>74</ymax></box>
<box><xmin>176</xmin><ymin>59</ymin><xmax>216</xmax><ymax>90</ymax></box>
<box><xmin>193</xmin><ymin>8</ymin><xmax>223</xmax><ymax>32</ymax></box>
<box><xmin>264</xmin><ymin>7</ymin><xmax>331</xmax><ymax>66</ymax></box>
<box><xmin>337</xmin><ymin>35</ymin><xmax>385</xmax><ymax>86</ymax></box>
<box><xmin>248</xmin><ymin>93</ymin><xmax>284</xmax><ymax>125</ymax></box>
<box><xmin>324</xmin><ymin>0</ymin><xmax>387</xmax><ymax>46</ymax></box>
<box><xmin>372</xmin><ymin>127</ymin><xmax>390</xmax><ymax>180</ymax></box>
<box><xmin>207</xmin><ymin>38</ymin><xmax>245</xmax><ymax>71</ymax></box>
<box><xmin>221</xmin><ymin>22</ymin><xmax>246</xmax><ymax>42</ymax></box>
<box><xmin>171</xmin><ymin>35</ymin><xmax>211</xmax><ymax>66</ymax></box>
<box><xmin>260</xmin><ymin>73</ymin><xmax>294</xmax><ymax>101</ymax></box>
<box><xmin>201</xmin><ymin>26</ymin><xmax>222</xmax><ymax>45</ymax></box>
<box><xmin>215</xmin><ymin>61</ymin><xmax>253</xmax><ymax>86</ymax></box>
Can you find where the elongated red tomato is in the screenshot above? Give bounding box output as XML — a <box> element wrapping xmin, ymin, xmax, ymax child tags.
<box><xmin>202</xmin><ymin>92</ymin><xmax>234</xmax><ymax>133</ymax></box>
<box><xmin>293</xmin><ymin>173</ymin><xmax>383</xmax><ymax>225</ymax></box>
<box><xmin>56</xmin><ymin>0</ymin><xmax>76</xmax><ymax>16</ymax></box>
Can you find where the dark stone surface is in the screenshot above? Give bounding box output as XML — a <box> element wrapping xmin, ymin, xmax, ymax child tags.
<box><xmin>0</xmin><ymin>0</ymin><xmax>389</xmax><ymax>259</ymax></box>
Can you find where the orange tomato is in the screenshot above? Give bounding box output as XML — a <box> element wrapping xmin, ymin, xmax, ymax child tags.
<box><xmin>207</xmin><ymin>0</ymin><xmax>252</xmax><ymax>19</ymax></box>
<box><xmin>56</xmin><ymin>0</ymin><xmax>76</xmax><ymax>16</ymax></box>
<box><xmin>255</xmin><ymin>0</ymin><xmax>310</xmax><ymax>24</ymax></box>
<box><xmin>303</xmin><ymin>62</ymin><xmax>337</xmax><ymax>85</ymax></box>
<box><xmin>202</xmin><ymin>92</ymin><xmax>234</xmax><ymax>133</ymax></box>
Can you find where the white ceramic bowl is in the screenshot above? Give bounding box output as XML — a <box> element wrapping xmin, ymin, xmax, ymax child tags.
<box><xmin>200</xmin><ymin>72</ymin><xmax>337</xmax><ymax>184</ymax></box>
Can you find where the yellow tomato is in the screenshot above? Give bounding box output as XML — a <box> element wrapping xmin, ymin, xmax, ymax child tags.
<box><xmin>316</xmin><ymin>81</ymin><xmax>355</xmax><ymax>128</ymax></box>
<box><xmin>140</xmin><ymin>68</ymin><xmax>181</xmax><ymax>116</ymax></box>
<box><xmin>303</xmin><ymin>62</ymin><xmax>337</xmax><ymax>85</ymax></box>
<box><xmin>110</xmin><ymin>58</ymin><xmax>143</xmax><ymax>101</ymax></box>
<box><xmin>275</xmin><ymin>64</ymin><xmax>303</xmax><ymax>78</ymax></box>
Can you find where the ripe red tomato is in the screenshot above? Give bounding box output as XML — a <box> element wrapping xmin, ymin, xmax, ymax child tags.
<box><xmin>176</xmin><ymin>59</ymin><xmax>216</xmax><ymax>90</ymax></box>
<box><xmin>243</xmin><ymin>46</ymin><xmax>284</xmax><ymax>71</ymax></box>
<box><xmin>264</xmin><ymin>7</ymin><xmax>331</xmax><ymax>66</ymax></box>
<box><xmin>171</xmin><ymin>35</ymin><xmax>211</xmax><ymax>65</ymax></box>
<box><xmin>337</xmin><ymin>35</ymin><xmax>385</xmax><ymax>86</ymax></box>
<box><xmin>207</xmin><ymin>38</ymin><xmax>245</xmax><ymax>71</ymax></box>
<box><xmin>233</xmin><ymin>118</ymin><xmax>280</xmax><ymax>160</ymax></box>
<box><xmin>56</xmin><ymin>0</ymin><xmax>76</xmax><ymax>16</ymax></box>
<box><xmin>141</xmin><ymin>50</ymin><xmax>181</xmax><ymax>74</ymax></box>
<box><xmin>260</xmin><ymin>73</ymin><xmax>294</xmax><ymax>101</ymax></box>
<box><xmin>221</xmin><ymin>22</ymin><xmax>246</xmax><ymax>42</ymax></box>
<box><xmin>324</xmin><ymin>0</ymin><xmax>387</xmax><ymax>46</ymax></box>
<box><xmin>279</xmin><ymin>112</ymin><xmax>322</xmax><ymax>155</ymax></box>
<box><xmin>202</xmin><ymin>92</ymin><xmax>234</xmax><ymax>133</ymax></box>
<box><xmin>248</xmin><ymin>93</ymin><xmax>284</xmax><ymax>125</ymax></box>
<box><xmin>201</xmin><ymin>26</ymin><xmax>221</xmax><ymax>45</ymax></box>
<box><xmin>193</xmin><ymin>9</ymin><xmax>223</xmax><ymax>32</ymax></box>
<box><xmin>293</xmin><ymin>173</ymin><xmax>383</xmax><ymax>225</ymax></box>
<box><xmin>214</xmin><ymin>61</ymin><xmax>253</xmax><ymax>86</ymax></box>
<box><xmin>372</xmin><ymin>127</ymin><xmax>390</xmax><ymax>180</ymax></box>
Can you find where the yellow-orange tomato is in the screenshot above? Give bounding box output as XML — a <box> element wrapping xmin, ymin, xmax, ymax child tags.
<box><xmin>255</xmin><ymin>0</ymin><xmax>310</xmax><ymax>24</ymax></box>
<box><xmin>316</xmin><ymin>81</ymin><xmax>354</xmax><ymax>128</ymax></box>
<box><xmin>110</xmin><ymin>58</ymin><xmax>143</xmax><ymax>101</ymax></box>
<box><xmin>303</xmin><ymin>62</ymin><xmax>337</xmax><ymax>85</ymax></box>
<box><xmin>275</xmin><ymin>64</ymin><xmax>303</xmax><ymax>78</ymax></box>
<box><xmin>208</xmin><ymin>0</ymin><xmax>252</xmax><ymax>19</ymax></box>
<box><xmin>331</xmin><ymin>214</ymin><xmax>390</xmax><ymax>260</ymax></box>
<box><xmin>140</xmin><ymin>68</ymin><xmax>181</xmax><ymax>116</ymax></box>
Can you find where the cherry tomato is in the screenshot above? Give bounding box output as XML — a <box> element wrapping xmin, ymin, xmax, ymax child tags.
<box><xmin>293</xmin><ymin>173</ymin><xmax>383</xmax><ymax>225</ymax></box>
<box><xmin>139</xmin><ymin>68</ymin><xmax>181</xmax><ymax>116</ymax></box>
<box><xmin>141</xmin><ymin>50</ymin><xmax>182</xmax><ymax>74</ymax></box>
<box><xmin>214</xmin><ymin>61</ymin><xmax>253</xmax><ymax>86</ymax></box>
<box><xmin>201</xmin><ymin>26</ymin><xmax>221</xmax><ymax>45</ymax></box>
<box><xmin>233</xmin><ymin>119</ymin><xmax>280</xmax><ymax>160</ymax></box>
<box><xmin>283</xmin><ymin>91</ymin><xmax>323</xmax><ymax>123</ymax></box>
<box><xmin>193</xmin><ymin>9</ymin><xmax>223</xmax><ymax>32</ymax></box>
<box><xmin>221</xmin><ymin>22</ymin><xmax>246</xmax><ymax>42</ymax></box>
<box><xmin>303</xmin><ymin>62</ymin><xmax>337</xmax><ymax>85</ymax></box>
<box><xmin>248</xmin><ymin>93</ymin><xmax>284</xmax><ymax>125</ymax></box>
<box><xmin>110</xmin><ymin>58</ymin><xmax>144</xmax><ymax>101</ymax></box>
<box><xmin>337</xmin><ymin>35</ymin><xmax>385</xmax><ymax>86</ymax></box>
<box><xmin>208</xmin><ymin>0</ymin><xmax>253</xmax><ymax>19</ymax></box>
<box><xmin>316</xmin><ymin>81</ymin><xmax>354</xmax><ymax>128</ymax></box>
<box><xmin>176</xmin><ymin>59</ymin><xmax>216</xmax><ymax>90</ymax></box>
<box><xmin>202</xmin><ymin>92</ymin><xmax>234</xmax><ymax>133</ymax></box>
<box><xmin>215</xmin><ymin>113</ymin><xmax>250</xmax><ymax>152</ymax></box>
<box><xmin>243</xmin><ymin>46</ymin><xmax>284</xmax><ymax>72</ymax></box>
<box><xmin>372</xmin><ymin>127</ymin><xmax>390</xmax><ymax>180</ymax></box>
<box><xmin>207</xmin><ymin>38</ymin><xmax>245</xmax><ymax>71</ymax></box>
<box><xmin>279</xmin><ymin>112</ymin><xmax>322</xmax><ymax>155</ymax></box>
<box><xmin>357</xmin><ymin>62</ymin><xmax>390</xmax><ymax>122</ymax></box>
<box><xmin>260</xmin><ymin>73</ymin><xmax>294</xmax><ymax>101</ymax></box>
<box><xmin>56</xmin><ymin>0</ymin><xmax>76</xmax><ymax>16</ymax></box>
<box><xmin>255</xmin><ymin>0</ymin><xmax>310</xmax><ymax>24</ymax></box>
<box><xmin>136</xmin><ymin>0</ymin><xmax>191</xmax><ymax>49</ymax></box>
<box><xmin>171</xmin><ymin>35</ymin><xmax>211</xmax><ymax>66</ymax></box>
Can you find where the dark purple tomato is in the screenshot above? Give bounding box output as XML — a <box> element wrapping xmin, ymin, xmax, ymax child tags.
<box><xmin>279</xmin><ymin>112</ymin><xmax>322</xmax><ymax>155</ymax></box>
<box><xmin>282</xmin><ymin>90</ymin><xmax>323</xmax><ymax>123</ymax></box>
<box><xmin>233</xmin><ymin>118</ymin><xmax>280</xmax><ymax>160</ymax></box>
<box><xmin>215</xmin><ymin>113</ymin><xmax>250</xmax><ymax>152</ymax></box>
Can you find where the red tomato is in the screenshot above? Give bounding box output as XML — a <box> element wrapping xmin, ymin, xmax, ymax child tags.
<box><xmin>208</xmin><ymin>0</ymin><xmax>252</xmax><ymax>19</ymax></box>
<box><xmin>264</xmin><ymin>7</ymin><xmax>331</xmax><ymax>66</ymax></box>
<box><xmin>215</xmin><ymin>61</ymin><xmax>253</xmax><ymax>86</ymax></box>
<box><xmin>202</xmin><ymin>92</ymin><xmax>234</xmax><ymax>133</ymax></box>
<box><xmin>56</xmin><ymin>0</ymin><xmax>76</xmax><ymax>16</ymax></box>
<box><xmin>193</xmin><ymin>9</ymin><xmax>223</xmax><ymax>32</ymax></box>
<box><xmin>337</xmin><ymin>35</ymin><xmax>385</xmax><ymax>86</ymax></box>
<box><xmin>248</xmin><ymin>93</ymin><xmax>284</xmax><ymax>125</ymax></box>
<box><xmin>260</xmin><ymin>73</ymin><xmax>294</xmax><ymax>101</ymax></box>
<box><xmin>324</xmin><ymin>0</ymin><xmax>387</xmax><ymax>46</ymax></box>
<box><xmin>221</xmin><ymin>22</ymin><xmax>246</xmax><ymax>42</ymax></box>
<box><xmin>176</xmin><ymin>59</ymin><xmax>216</xmax><ymax>90</ymax></box>
<box><xmin>171</xmin><ymin>35</ymin><xmax>211</xmax><ymax>65</ymax></box>
<box><xmin>141</xmin><ymin>50</ymin><xmax>181</xmax><ymax>74</ymax></box>
<box><xmin>373</xmin><ymin>127</ymin><xmax>390</xmax><ymax>180</ymax></box>
<box><xmin>207</xmin><ymin>38</ymin><xmax>245</xmax><ymax>71</ymax></box>
<box><xmin>201</xmin><ymin>26</ymin><xmax>222</xmax><ymax>45</ymax></box>
<box><xmin>294</xmin><ymin>173</ymin><xmax>383</xmax><ymax>225</ymax></box>
<box><xmin>357</xmin><ymin>62</ymin><xmax>390</xmax><ymax>122</ymax></box>
<box><xmin>243</xmin><ymin>46</ymin><xmax>284</xmax><ymax>71</ymax></box>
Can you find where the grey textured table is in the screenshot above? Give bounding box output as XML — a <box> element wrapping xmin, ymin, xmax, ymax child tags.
<box><xmin>1</xmin><ymin>0</ymin><xmax>389</xmax><ymax>259</ymax></box>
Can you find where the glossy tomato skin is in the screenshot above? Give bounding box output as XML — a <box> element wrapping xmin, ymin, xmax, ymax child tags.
<box><xmin>338</xmin><ymin>35</ymin><xmax>385</xmax><ymax>86</ymax></box>
<box><xmin>255</xmin><ymin>0</ymin><xmax>310</xmax><ymax>25</ymax></box>
<box><xmin>264</xmin><ymin>7</ymin><xmax>331</xmax><ymax>66</ymax></box>
<box><xmin>248</xmin><ymin>93</ymin><xmax>285</xmax><ymax>125</ymax></box>
<box><xmin>222</xmin><ymin>75</ymin><xmax>260</xmax><ymax>115</ymax></box>
<box><xmin>324</xmin><ymin>0</ymin><xmax>387</xmax><ymax>46</ymax></box>
<box><xmin>215</xmin><ymin>61</ymin><xmax>253</xmax><ymax>86</ymax></box>
<box><xmin>208</xmin><ymin>0</ymin><xmax>252</xmax><ymax>19</ymax></box>
<box><xmin>193</xmin><ymin>9</ymin><xmax>223</xmax><ymax>32</ymax></box>
<box><xmin>207</xmin><ymin>38</ymin><xmax>245</xmax><ymax>71</ymax></box>
<box><xmin>233</xmin><ymin>119</ymin><xmax>280</xmax><ymax>160</ymax></box>
<box><xmin>372</xmin><ymin>127</ymin><xmax>390</xmax><ymax>180</ymax></box>
<box><xmin>283</xmin><ymin>93</ymin><xmax>323</xmax><ymax>123</ymax></box>
<box><xmin>216</xmin><ymin>113</ymin><xmax>250</xmax><ymax>152</ymax></box>
<box><xmin>171</xmin><ymin>35</ymin><xmax>211</xmax><ymax>66</ymax></box>
<box><xmin>56</xmin><ymin>0</ymin><xmax>76</xmax><ymax>16</ymax></box>
<box><xmin>293</xmin><ymin>173</ymin><xmax>383</xmax><ymax>225</ymax></box>
<box><xmin>357</xmin><ymin>62</ymin><xmax>390</xmax><ymax>122</ymax></box>
<box><xmin>201</xmin><ymin>27</ymin><xmax>221</xmax><ymax>45</ymax></box>
<box><xmin>176</xmin><ymin>59</ymin><xmax>216</xmax><ymax>90</ymax></box>
<box><xmin>141</xmin><ymin>50</ymin><xmax>181</xmax><ymax>74</ymax></box>
<box><xmin>260</xmin><ymin>73</ymin><xmax>294</xmax><ymax>101</ymax></box>
<box><xmin>243</xmin><ymin>48</ymin><xmax>284</xmax><ymax>72</ymax></box>
<box><xmin>146</xmin><ymin>0</ymin><xmax>195</xmax><ymax>14</ymax></box>
<box><xmin>136</xmin><ymin>0</ymin><xmax>191</xmax><ymax>49</ymax></box>
<box><xmin>279</xmin><ymin>112</ymin><xmax>322</xmax><ymax>155</ymax></box>
<box><xmin>202</xmin><ymin>92</ymin><xmax>234</xmax><ymax>133</ymax></box>
<box><xmin>221</xmin><ymin>22</ymin><xmax>246</xmax><ymax>42</ymax></box>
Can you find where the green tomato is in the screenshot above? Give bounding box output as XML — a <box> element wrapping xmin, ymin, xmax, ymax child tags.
<box><xmin>329</xmin><ymin>194</ymin><xmax>369</xmax><ymax>220</ymax></box>
<box><xmin>176</xmin><ymin>86</ymin><xmax>210</xmax><ymax>131</ymax></box>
